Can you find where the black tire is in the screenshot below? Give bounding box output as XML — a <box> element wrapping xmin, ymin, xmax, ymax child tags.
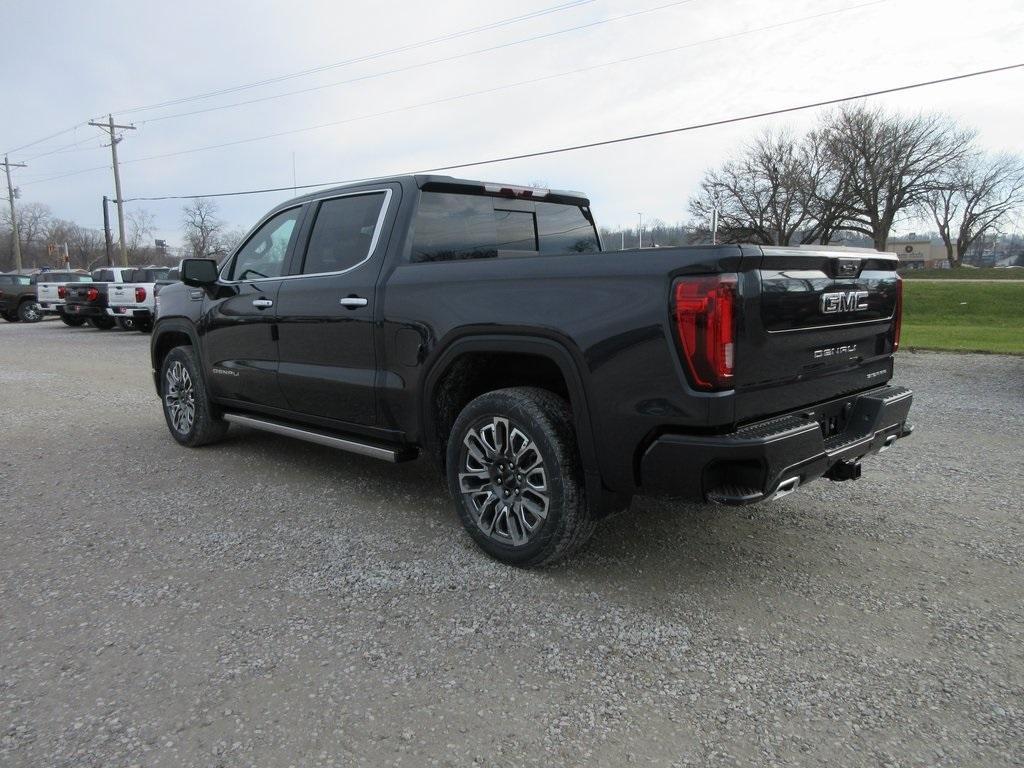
<box><xmin>116</xmin><ymin>317</ymin><xmax>137</xmax><ymax>331</ymax></box>
<box><xmin>1</xmin><ymin>310</ymin><xmax>19</xmax><ymax>323</ymax></box>
<box><xmin>160</xmin><ymin>345</ymin><xmax>229</xmax><ymax>447</ymax></box>
<box><xmin>18</xmin><ymin>300</ymin><xmax>43</xmax><ymax>323</ymax></box>
<box><xmin>446</xmin><ymin>387</ymin><xmax>594</xmax><ymax>567</ymax></box>
<box><xmin>89</xmin><ymin>316</ymin><xmax>115</xmax><ymax>330</ymax></box>
<box><xmin>60</xmin><ymin>313</ymin><xmax>86</xmax><ymax>327</ymax></box>
<box><xmin>136</xmin><ymin>318</ymin><xmax>153</xmax><ymax>333</ymax></box>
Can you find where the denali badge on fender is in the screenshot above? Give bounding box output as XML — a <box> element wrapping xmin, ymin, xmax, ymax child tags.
<box><xmin>820</xmin><ymin>290</ymin><xmax>869</xmax><ymax>314</ymax></box>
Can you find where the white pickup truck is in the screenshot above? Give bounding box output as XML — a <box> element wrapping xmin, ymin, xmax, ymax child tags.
<box><xmin>107</xmin><ymin>266</ymin><xmax>172</xmax><ymax>332</ymax></box>
<box><xmin>35</xmin><ymin>270</ymin><xmax>94</xmax><ymax>326</ymax></box>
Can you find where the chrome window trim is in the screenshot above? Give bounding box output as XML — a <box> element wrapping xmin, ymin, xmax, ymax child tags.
<box><xmin>218</xmin><ymin>188</ymin><xmax>393</xmax><ymax>284</ymax></box>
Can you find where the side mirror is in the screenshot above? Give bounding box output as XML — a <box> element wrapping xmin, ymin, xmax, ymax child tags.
<box><xmin>180</xmin><ymin>258</ymin><xmax>219</xmax><ymax>287</ymax></box>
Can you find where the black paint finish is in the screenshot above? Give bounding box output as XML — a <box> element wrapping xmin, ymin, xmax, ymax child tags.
<box><xmin>152</xmin><ymin>175</ymin><xmax>911</xmax><ymax>505</ymax></box>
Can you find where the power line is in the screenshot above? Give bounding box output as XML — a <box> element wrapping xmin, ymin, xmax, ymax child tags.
<box><xmin>21</xmin><ymin>0</ymin><xmax>880</xmax><ymax>183</ymax></box>
<box><xmin>120</xmin><ymin>62</ymin><xmax>1024</xmax><ymax>202</ymax></box>
<box><xmin>112</xmin><ymin>0</ymin><xmax>597</xmax><ymax>116</ymax></box>
<box><xmin>1</xmin><ymin>122</ymin><xmax>90</xmax><ymax>157</ymax></box>
<box><xmin>3</xmin><ymin>1</ymin><xmax>596</xmax><ymax>161</ymax></box>
<box><xmin>134</xmin><ymin>0</ymin><xmax>697</xmax><ymax>125</ymax></box>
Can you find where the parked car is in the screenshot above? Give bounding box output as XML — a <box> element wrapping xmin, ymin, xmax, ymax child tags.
<box><xmin>63</xmin><ymin>266</ymin><xmax>134</xmax><ymax>329</ymax></box>
<box><xmin>108</xmin><ymin>266</ymin><xmax>172</xmax><ymax>332</ymax></box>
<box><xmin>151</xmin><ymin>175</ymin><xmax>913</xmax><ymax>565</ymax></box>
<box><xmin>35</xmin><ymin>270</ymin><xmax>94</xmax><ymax>326</ymax></box>
<box><xmin>0</xmin><ymin>273</ymin><xmax>43</xmax><ymax>323</ymax></box>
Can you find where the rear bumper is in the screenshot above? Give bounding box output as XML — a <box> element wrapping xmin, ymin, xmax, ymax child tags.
<box><xmin>64</xmin><ymin>304</ymin><xmax>106</xmax><ymax>318</ymax></box>
<box><xmin>107</xmin><ymin>306</ymin><xmax>150</xmax><ymax>318</ymax></box>
<box><xmin>639</xmin><ymin>385</ymin><xmax>913</xmax><ymax>504</ymax></box>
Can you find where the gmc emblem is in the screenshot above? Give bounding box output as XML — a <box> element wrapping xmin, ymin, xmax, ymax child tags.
<box><xmin>820</xmin><ymin>290</ymin><xmax>869</xmax><ymax>314</ymax></box>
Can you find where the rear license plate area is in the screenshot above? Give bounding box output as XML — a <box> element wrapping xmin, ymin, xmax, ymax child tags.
<box><xmin>814</xmin><ymin>399</ymin><xmax>852</xmax><ymax>439</ymax></box>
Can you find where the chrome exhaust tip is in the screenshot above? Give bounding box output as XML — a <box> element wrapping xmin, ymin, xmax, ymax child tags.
<box><xmin>771</xmin><ymin>476</ymin><xmax>800</xmax><ymax>501</ymax></box>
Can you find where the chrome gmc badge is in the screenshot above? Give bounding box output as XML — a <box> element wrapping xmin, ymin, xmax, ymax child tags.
<box><xmin>820</xmin><ymin>290</ymin><xmax>869</xmax><ymax>314</ymax></box>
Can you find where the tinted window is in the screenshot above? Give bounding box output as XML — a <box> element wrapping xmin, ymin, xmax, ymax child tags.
<box><xmin>229</xmin><ymin>207</ymin><xmax>302</xmax><ymax>281</ymax></box>
<box><xmin>536</xmin><ymin>202</ymin><xmax>599</xmax><ymax>254</ymax></box>
<box><xmin>93</xmin><ymin>269</ymin><xmax>115</xmax><ymax>282</ymax></box>
<box><xmin>0</xmin><ymin>276</ymin><xmax>10</xmax><ymax>285</ymax></box>
<box><xmin>13</xmin><ymin>275</ymin><xmax>30</xmax><ymax>285</ymax></box>
<box><xmin>495</xmin><ymin>209</ymin><xmax>537</xmax><ymax>252</ymax></box>
<box><xmin>411</xmin><ymin>192</ymin><xmax>600</xmax><ymax>263</ymax></box>
<box><xmin>412</xmin><ymin>193</ymin><xmax>497</xmax><ymax>263</ymax></box>
<box><xmin>302</xmin><ymin>193</ymin><xmax>386</xmax><ymax>275</ymax></box>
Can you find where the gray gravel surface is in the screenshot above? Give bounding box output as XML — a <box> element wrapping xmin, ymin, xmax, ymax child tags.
<box><xmin>1</xmin><ymin>319</ymin><xmax>1022</xmax><ymax>767</ymax></box>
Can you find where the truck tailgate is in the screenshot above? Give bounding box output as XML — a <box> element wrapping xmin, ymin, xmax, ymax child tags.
<box><xmin>733</xmin><ymin>246</ymin><xmax>901</xmax><ymax>424</ymax></box>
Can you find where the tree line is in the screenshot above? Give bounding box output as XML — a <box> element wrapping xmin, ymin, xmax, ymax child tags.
<box><xmin>686</xmin><ymin>104</ymin><xmax>1024</xmax><ymax>267</ymax></box>
<box><xmin>0</xmin><ymin>198</ymin><xmax>245</xmax><ymax>272</ymax></box>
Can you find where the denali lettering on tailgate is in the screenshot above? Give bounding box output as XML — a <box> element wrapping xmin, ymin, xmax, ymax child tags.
<box><xmin>820</xmin><ymin>290</ymin><xmax>869</xmax><ymax>314</ymax></box>
<box><xmin>813</xmin><ymin>344</ymin><xmax>857</xmax><ymax>359</ymax></box>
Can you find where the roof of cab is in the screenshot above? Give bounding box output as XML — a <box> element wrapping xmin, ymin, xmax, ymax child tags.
<box><xmin>276</xmin><ymin>174</ymin><xmax>590</xmax><ymax>209</ymax></box>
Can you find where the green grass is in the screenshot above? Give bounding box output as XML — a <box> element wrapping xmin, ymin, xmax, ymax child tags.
<box><xmin>901</xmin><ymin>281</ymin><xmax>1024</xmax><ymax>354</ymax></box>
<box><xmin>900</xmin><ymin>267</ymin><xmax>1024</xmax><ymax>280</ymax></box>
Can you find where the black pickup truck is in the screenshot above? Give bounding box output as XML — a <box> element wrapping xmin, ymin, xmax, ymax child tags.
<box><xmin>151</xmin><ymin>175</ymin><xmax>912</xmax><ymax>565</ymax></box>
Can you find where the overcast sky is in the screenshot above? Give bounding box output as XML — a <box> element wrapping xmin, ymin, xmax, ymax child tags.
<box><xmin>3</xmin><ymin>0</ymin><xmax>1022</xmax><ymax>244</ymax></box>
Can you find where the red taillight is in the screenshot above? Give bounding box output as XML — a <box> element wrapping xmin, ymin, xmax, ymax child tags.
<box><xmin>57</xmin><ymin>285</ymin><xmax>67</xmax><ymax>299</ymax></box>
<box><xmin>673</xmin><ymin>274</ymin><xmax>738</xmax><ymax>391</ymax></box>
<box><xmin>893</xmin><ymin>276</ymin><xmax>903</xmax><ymax>351</ymax></box>
<box><xmin>86</xmin><ymin>287</ymin><xmax>99</xmax><ymax>302</ymax></box>
<box><xmin>135</xmin><ymin>286</ymin><xmax>147</xmax><ymax>303</ymax></box>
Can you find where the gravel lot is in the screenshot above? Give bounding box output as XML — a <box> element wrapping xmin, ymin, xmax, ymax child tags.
<box><xmin>1</xmin><ymin>319</ymin><xmax>1021</xmax><ymax>767</ymax></box>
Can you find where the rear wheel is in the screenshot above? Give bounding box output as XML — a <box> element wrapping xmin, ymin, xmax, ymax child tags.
<box><xmin>18</xmin><ymin>300</ymin><xmax>43</xmax><ymax>323</ymax></box>
<box><xmin>136</xmin><ymin>318</ymin><xmax>153</xmax><ymax>333</ymax></box>
<box><xmin>116</xmin><ymin>317</ymin><xmax>137</xmax><ymax>331</ymax></box>
<box><xmin>60</xmin><ymin>313</ymin><xmax>86</xmax><ymax>327</ymax></box>
<box><xmin>446</xmin><ymin>387</ymin><xmax>594</xmax><ymax>567</ymax></box>
<box><xmin>160</xmin><ymin>346</ymin><xmax>228</xmax><ymax>447</ymax></box>
<box><xmin>89</xmin><ymin>316</ymin><xmax>115</xmax><ymax>330</ymax></box>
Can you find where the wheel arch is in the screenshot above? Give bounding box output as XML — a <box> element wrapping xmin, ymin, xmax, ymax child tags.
<box><xmin>150</xmin><ymin>319</ymin><xmax>201</xmax><ymax>396</ymax></box>
<box><xmin>421</xmin><ymin>334</ymin><xmax>625</xmax><ymax>518</ymax></box>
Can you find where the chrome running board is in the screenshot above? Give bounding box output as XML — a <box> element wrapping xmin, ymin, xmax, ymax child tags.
<box><xmin>222</xmin><ymin>412</ymin><xmax>404</xmax><ymax>463</ymax></box>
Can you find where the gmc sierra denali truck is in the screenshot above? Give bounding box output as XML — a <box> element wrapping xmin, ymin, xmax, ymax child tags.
<box><xmin>151</xmin><ymin>175</ymin><xmax>912</xmax><ymax>566</ymax></box>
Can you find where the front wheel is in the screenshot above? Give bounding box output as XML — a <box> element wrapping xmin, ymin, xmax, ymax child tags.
<box><xmin>18</xmin><ymin>301</ymin><xmax>43</xmax><ymax>323</ymax></box>
<box><xmin>1</xmin><ymin>310</ymin><xmax>19</xmax><ymax>323</ymax></box>
<box><xmin>160</xmin><ymin>346</ymin><xmax>228</xmax><ymax>447</ymax></box>
<box><xmin>446</xmin><ymin>387</ymin><xmax>594</xmax><ymax>567</ymax></box>
<box><xmin>89</xmin><ymin>316</ymin><xmax>115</xmax><ymax>330</ymax></box>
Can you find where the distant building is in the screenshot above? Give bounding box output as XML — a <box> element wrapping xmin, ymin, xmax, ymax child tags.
<box><xmin>888</xmin><ymin>239</ymin><xmax>947</xmax><ymax>269</ymax></box>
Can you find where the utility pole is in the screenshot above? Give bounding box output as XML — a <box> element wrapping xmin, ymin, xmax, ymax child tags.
<box><xmin>2</xmin><ymin>155</ymin><xmax>26</xmax><ymax>272</ymax></box>
<box><xmin>636</xmin><ymin>212</ymin><xmax>644</xmax><ymax>249</ymax></box>
<box><xmin>88</xmin><ymin>114</ymin><xmax>136</xmax><ymax>267</ymax></box>
<box><xmin>102</xmin><ymin>195</ymin><xmax>114</xmax><ymax>266</ymax></box>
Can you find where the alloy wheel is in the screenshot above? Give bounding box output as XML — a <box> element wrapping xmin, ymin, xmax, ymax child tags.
<box><xmin>164</xmin><ymin>361</ymin><xmax>196</xmax><ymax>434</ymax></box>
<box><xmin>458</xmin><ymin>416</ymin><xmax>550</xmax><ymax>546</ymax></box>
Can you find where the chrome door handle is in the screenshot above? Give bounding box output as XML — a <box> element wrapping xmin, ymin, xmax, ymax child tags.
<box><xmin>339</xmin><ymin>297</ymin><xmax>368</xmax><ymax>309</ymax></box>
<box><xmin>252</xmin><ymin>298</ymin><xmax>274</xmax><ymax>309</ymax></box>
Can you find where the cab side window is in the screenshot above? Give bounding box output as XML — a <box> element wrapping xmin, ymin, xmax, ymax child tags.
<box><xmin>228</xmin><ymin>207</ymin><xmax>303</xmax><ymax>281</ymax></box>
<box><xmin>301</xmin><ymin>193</ymin><xmax>386</xmax><ymax>275</ymax></box>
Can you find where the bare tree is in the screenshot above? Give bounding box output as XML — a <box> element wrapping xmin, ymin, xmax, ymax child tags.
<box><xmin>1</xmin><ymin>202</ymin><xmax>53</xmax><ymax>267</ymax></box>
<box><xmin>689</xmin><ymin>129</ymin><xmax>844</xmax><ymax>245</ymax></box>
<box><xmin>822</xmin><ymin>105</ymin><xmax>973</xmax><ymax>250</ymax></box>
<box><xmin>181</xmin><ymin>198</ymin><xmax>224</xmax><ymax>259</ymax></box>
<box><xmin>925</xmin><ymin>152</ymin><xmax>1024</xmax><ymax>267</ymax></box>
<box><xmin>126</xmin><ymin>208</ymin><xmax>157</xmax><ymax>264</ymax></box>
